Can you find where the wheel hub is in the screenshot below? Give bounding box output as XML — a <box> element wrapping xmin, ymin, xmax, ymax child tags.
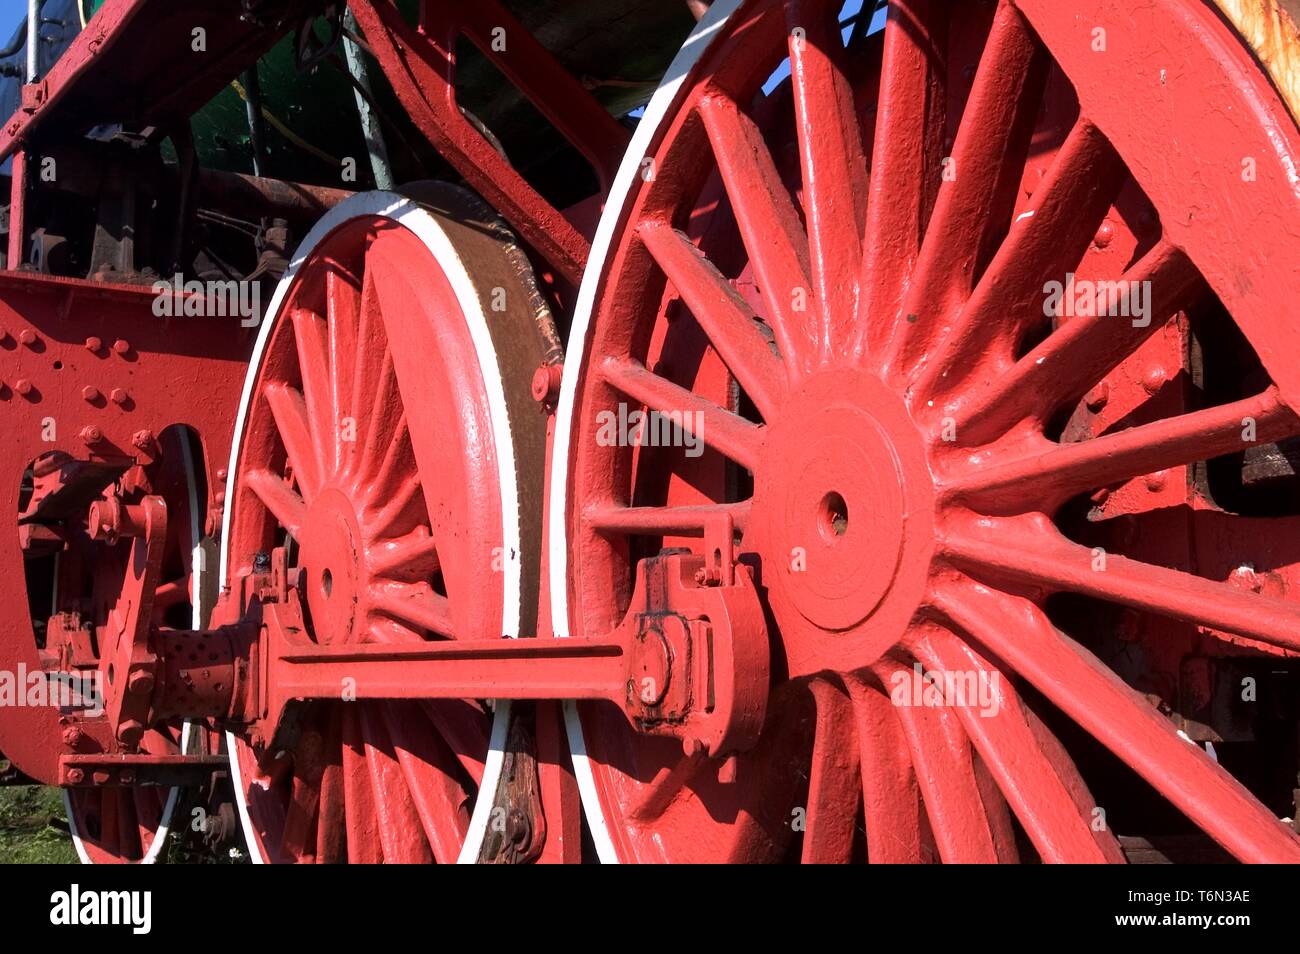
<box><xmin>753</xmin><ymin>370</ymin><xmax>934</xmax><ymax>668</ymax></box>
<box><xmin>299</xmin><ymin>487</ymin><xmax>366</xmax><ymax>645</ymax></box>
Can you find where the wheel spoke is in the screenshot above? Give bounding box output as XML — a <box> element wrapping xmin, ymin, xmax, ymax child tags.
<box><xmin>842</xmin><ymin>674</ymin><xmax>927</xmax><ymax>863</ymax></box>
<box><xmin>421</xmin><ymin>701</ymin><xmax>488</xmax><ymax>787</ymax></box>
<box><xmin>326</xmin><ymin>265</ymin><xmax>361</xmax><ymax>461</ymax></box>
<box><xmin>884</xmin><ymin>0</ymin><xmax>1048</xmax><ymax>378</ymax></box>
<box><xmin>584</xmin><ymin>499</ymin><xmax>750</xmax><ymax>537</ymax></box>
<box><xmin>637</xmin><ymin>219</ymin><xmax>788</xmax><ymax>418</ymax></box>
<box><xmin>245</xmin><ymin>467</ymin><xmax>307</xmax><ymax>539</ymax></box>
<box><xmin>600</xmin><ymin>356</ymin><xmax>765</xmax><ymax>471</ymax></box>
<box><xmin>357</xmin><ymin>703</ymin><xmax>434</xmax><ymax>863</ymax></box>
<box><xmin>800</xmin><ymin>679</ymin><xmax>861</xmax><ymax>863</ymax></box>
<box><xmin>291</xmin><ymin>308</ymin><xmax>336</xmax><ymax>475</ymax></box>
<box><xmin>340</xmin><ymin>706</ymin><xmax>383</xmax><ymax>863</ymax></box>
<box><xmin>368</xmin><ymin>473</ymin><xmax>424</xmax><ymax>540</ymax></box>
<box><xmin>370</xmin><ymin>581</ymin><xmax>455</xmax><ymax>639</ymax></box>
<box><xmin>383</xmin><ymin>702</ymin><xmax>470</xmax><ymax>864</ymax></box>
<box><xmin>368</xmin><ymin>527</ymin><xmax>440</xmax><ymax>581</ymax></box>
<box><xmin>946</xmin><ymin>389</ymin><xmax>1300</xmax><ymax>512</ymax></box>
<box><xmin>279</xmin><ymin>724</ymin><xmax>328</xmax><ymax>863</ymax></box>
<box><xmin>346</xmin><ymin>265</ymin><xmax>387</xmax><ymax>479</ymax></box>
<box><xmin>786</xmin><ymin>0</ymin><xmax>868</xmax><ymax>358</ymax></box>
<box><xmin>315</xmin><ymin>742</ymin><xmax>347</xmax><ymax>864</ymax></box>
<box><xmin>357</xmin><ymin>352</ymin><xmax>402</xmax><ymax>485</ymax></box>
<box><xmin>909</xmin><ymin>628</ymin><xmax>1123</xmax><ymax>862</ymax></box>
<box><xmin>932</xmin><ymin>579</ymin><xmax>1300</xmax><ymax>863</ymax></box>
<box><xmin>872</xmin><ymin>657</ymin><xmax>1000</xmax><ymax>863</ymax></box>
<box><xmin>918</xmin><ymin>118</ymin><xmax>1128</xmax><ymax>399</ymax></box>
<box><xmin>942</xmin><ymin>516</ymin><xmax>1300</xmax><ymax>654</ymax></box>
<box><xmin>953</xmin><ymin>240</ymin><xmax>1205</xmax><ymax>444</ymax></box>
<box><xmin>264</xmin><ymin>382</ymin><xmax>322</xmax><ymax>503</ymax></box>
<box><xmin>697</xmin><ymin>91</ymin><xmax>816</xmax><ymax>371</ymax></box>
<box><xmin>856</xmin><ymin>0</ymin><xmax>947</xmax><ymax>360</ymax></box>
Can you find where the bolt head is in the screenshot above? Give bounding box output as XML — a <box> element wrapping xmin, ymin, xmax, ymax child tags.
<box><xmin>84</xmin><ymin>336</ymin><xmax>102</xmax><ymax>352</ymax></box>
<box><xmin>110</xmin><ymin>388</ymin><xmax>129</xmax><ymax>405</ymax></box>
<box><xmin>65</xmin><ymin>768</ymin><xmax>84</xmax><ymax>785</ymax></box>
<box><xmin>717</xmin><ymin>755</ymin><xmax>739</xmax><ymax>784</ymax></box>
<box><xmin>1085</xmin><ymin>381</ymin><xmax>1110</xmax><ymax>411</ymax></box>
<box><xmin>13</xmin><ymin>378</ymin><xmax>32</xmax><ymax>396</ymax></box>
<box><xmin>78</xmin><ymin>425</ymin><xmax>102</xmax><ymax>445</ymax></box>
<box><xmin>116</xmin><ymin>719</ymin><xmax>144</xmax><ymax>747</ymax></box>
<box><xmin>530</xmin><ymin>363</ymin><xmax>562</xmax><ymax>404</ymax></box>
<box><xmin>126</xmin><ymin>669</ymin><xmax>155</xmax><ymax>695</ymax></box>
<box><xmin>81</xmin><ymin>385</ymin><xmax>100</xmax><ymax>402</ymax></box>
<box><xmin>111</xmin><ymin>338</ymin><xmax>131</xmax><ymax>355</ymax></box>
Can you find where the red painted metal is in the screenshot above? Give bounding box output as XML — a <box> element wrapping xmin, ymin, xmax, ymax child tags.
<box><xmin>554</xmin><ymin>0</ymin><xmax>1300</xmax><ymax>862</ymax></box>
<box><xmin>0</xmin><ymin>274</ymin><xmax>250</xmax><ymax>786</ymax></box>
<box><xmin>1</xmin><ymin>0</ymin><xmax>1299</xmax><ymax>866</ymax></box>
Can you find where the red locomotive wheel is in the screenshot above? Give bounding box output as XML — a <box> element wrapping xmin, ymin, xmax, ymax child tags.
<box><xmin>552</xmin><ymin>0</ymin><xmax>1300</xmax><ymax>861</ymax></box>
<box><xmin>221</xmin><ymin>187</ymin><xmax>553</xmax><ymax>863</ymax></box>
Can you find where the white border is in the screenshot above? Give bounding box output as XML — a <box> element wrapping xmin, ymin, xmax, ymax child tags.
<box><xmin>546</xmin><ymin>1</ymin><xmax>743</xmax><ymax>864</ymax></box>
<box><xmin>219</xmin><ymin>192</ymin><xmax>523</xmax><ymax>864</ymax></box>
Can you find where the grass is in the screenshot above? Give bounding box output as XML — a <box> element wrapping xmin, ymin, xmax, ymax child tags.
<box><xmin>0</xmin><ymin>785</ymin><xmax>77</xmax><ymax>864</ymax></box>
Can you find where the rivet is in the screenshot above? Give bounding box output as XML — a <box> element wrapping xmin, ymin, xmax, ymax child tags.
<box><xmin>1085</xmin><ymin>381</ymin><xmax>1110</xmax><ymax>411</ymax></box>
<box><xmin>1142</xmin><ymin>367</ymin><xmax>1166</xmax><ymax>395</ymax></box>
<box><xmin>1145</xmin><ymin>469</ymin><xmax>1169</xmax><ymax>492</ymax></box>
<box><xmin>18</xmin><ymin>329</ymin><xmax>36</xmax><ymax>346</ymax></box>
<box><xmin>1094</xmin><ymin>221</ymin><xmax>1115</xmax><ymax>248</ymax></box>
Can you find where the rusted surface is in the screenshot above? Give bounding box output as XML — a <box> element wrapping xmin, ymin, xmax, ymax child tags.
<box><xmin>1215</xmin><ymin>0</ymin><xmax>1300</xmax><ymax>123</ymax></box>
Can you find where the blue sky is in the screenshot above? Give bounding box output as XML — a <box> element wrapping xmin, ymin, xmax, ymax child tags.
<box><xmin>0</xmin><ymin>0</ymin><xmax>27</xmax><ymax>45</ymax></box>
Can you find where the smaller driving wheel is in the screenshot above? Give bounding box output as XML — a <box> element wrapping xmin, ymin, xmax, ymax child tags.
<box><xmin>222</xmin><ymin>187</ymin><xmax>555</xmax><ymax>863</ymax></box>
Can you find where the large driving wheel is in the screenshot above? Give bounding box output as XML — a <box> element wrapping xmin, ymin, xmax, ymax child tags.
<box><xmin>552</xmin><ymin>0</ymin><xmax>1300</xmax><ymax>862</ymax></box>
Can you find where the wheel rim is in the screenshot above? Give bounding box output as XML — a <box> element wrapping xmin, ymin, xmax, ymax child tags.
<box><xmin>221</xmin><ymin>190</ymin><xmax>551</xmax><ymax>863</ymax></box>
<box><xmin>553</xmin><ymin>0</ymin><xmax>1300</xmax><ymax>862</ymax></box>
